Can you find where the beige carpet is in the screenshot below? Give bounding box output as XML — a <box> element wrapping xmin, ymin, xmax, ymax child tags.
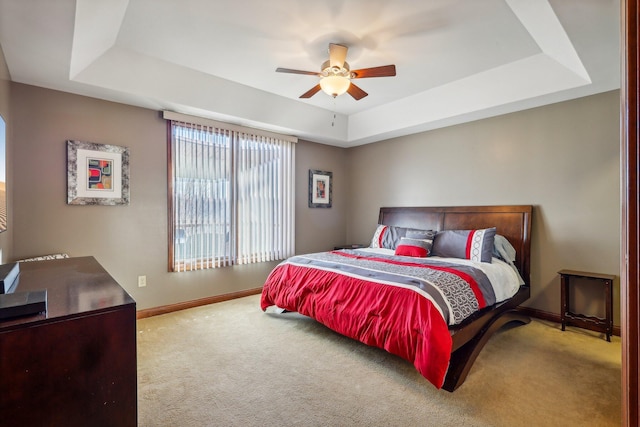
<box><xmin>137</xmin><ymin>294</ymin><xmax>621</xmax><ymax>427</ymax></box>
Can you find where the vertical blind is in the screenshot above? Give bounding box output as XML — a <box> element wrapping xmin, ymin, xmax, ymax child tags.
<box><xmin>169</xmin><ymin>119</ymin><xmax>295</xmax><ymax>271</ymax></box>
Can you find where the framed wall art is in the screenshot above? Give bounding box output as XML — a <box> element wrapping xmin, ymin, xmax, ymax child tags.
<box><xmin>67</xmin><ymin>140</ymin><xmax>130</xmax><ymax>205</ymax></box>
<box><xmin>308</xmin><ymin>169</ymin><xmax>332</xmax><ymax>208</ymax></box>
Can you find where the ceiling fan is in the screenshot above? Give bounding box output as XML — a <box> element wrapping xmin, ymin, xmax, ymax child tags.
<box><xmin>276</xmin><ymin>43</ymin><xmax>396</xmax><ymax>100</ymax></box>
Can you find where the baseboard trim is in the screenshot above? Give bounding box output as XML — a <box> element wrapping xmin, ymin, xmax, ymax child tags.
<box><xmin>137</xmin><ymin>294</ymin><xmax>621</xmax><ymax>337</ymax></box>
<box><xmin>136</xmin><ymin>287</ymin><xmax>263</xmax><ymax>319</ymax></box>
<box><xmin>516</xmin><ymin>306</ymin><xmax>621</xmax><ymax>337</ymax></box>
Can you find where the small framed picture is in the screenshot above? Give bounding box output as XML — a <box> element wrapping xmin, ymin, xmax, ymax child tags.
<box><xmin>309</xmin><ymin>169</ymin><xmax>332</xmax><ymax>208</ymax></box>
<box><xmin>67</xmin><ymin>140</ymin><xmax>130</xmax><ymax>205</ymax></box>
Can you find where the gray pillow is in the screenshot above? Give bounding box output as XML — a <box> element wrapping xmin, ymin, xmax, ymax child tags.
<box><xmin>394</xmin><ymin>230</ymin><xmax>437</xmax><ymax>257</ymax></box>
<box><xmin>370</xmin><ymin>225</ymin><xmax>434</xmax><ymax>250</ymax></box>
<box><xmin>431</xmin><ymin>228</ymin><xmax>497</xmax><ymax>263</ymax></box>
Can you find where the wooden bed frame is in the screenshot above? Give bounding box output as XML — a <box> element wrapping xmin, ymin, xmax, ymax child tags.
<box><xmin>378</xmin><ymin>205</ymin><xmax>533</xmax><ymax>391</ymax></box>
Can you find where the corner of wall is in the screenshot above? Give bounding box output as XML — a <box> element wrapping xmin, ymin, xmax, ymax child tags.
<box><xmin>0</xmin><ymin>43</ymin><xmax>13</xmax><ymax>263</ymax></box>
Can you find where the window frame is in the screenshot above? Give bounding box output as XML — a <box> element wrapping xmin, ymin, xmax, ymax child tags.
<box><xmin>166</xmin><ymin>114</ymin><xmax>295</xmax><ymax>272</ymax></box>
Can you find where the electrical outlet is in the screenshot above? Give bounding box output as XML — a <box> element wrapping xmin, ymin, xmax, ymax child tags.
<box><xmin>138</xmin><ymin>275</ymin><xmax>147</xmax><ymax>287</ymax></box>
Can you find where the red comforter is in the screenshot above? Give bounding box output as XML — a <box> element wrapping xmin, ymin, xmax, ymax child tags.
<box><xmin>260</xmin><ymin>249</ymin><xmax>495</xmax><ymax>388</ymax></box>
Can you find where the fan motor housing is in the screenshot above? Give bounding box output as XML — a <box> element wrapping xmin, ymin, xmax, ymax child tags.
<box><xmin>321</xmin><ymin>60</ymin><xmax>351</xmax><ymax>78</ymax></box>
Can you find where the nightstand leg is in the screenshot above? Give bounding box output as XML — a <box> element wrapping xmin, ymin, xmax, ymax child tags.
<box><xmin>605</xmin><ymin>279</ymin><xmax>612</xmax><ymax>342</ymax></box>
<box><xmin>560</xmin><ymin>274</ymin><xmax>568</xmax><ymax>331</ymax></box>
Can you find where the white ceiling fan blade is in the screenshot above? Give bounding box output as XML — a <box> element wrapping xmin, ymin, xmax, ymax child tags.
<box><xmin>329</xmin><ymin>43</ymin><xmax>348</xmax><ymax>69</ymax></box>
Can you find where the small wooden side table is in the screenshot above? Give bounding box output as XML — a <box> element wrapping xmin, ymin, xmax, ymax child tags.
<box><xmin>558</xmin><ymin>269</ymin><xmax>615</xmax><ymax>341</ymax></box>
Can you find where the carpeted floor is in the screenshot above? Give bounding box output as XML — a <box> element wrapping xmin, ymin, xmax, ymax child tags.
<box><xmin>137</xmin><ymin>294</ymin><xmax>621</xmax><ymax>427</ymax></box>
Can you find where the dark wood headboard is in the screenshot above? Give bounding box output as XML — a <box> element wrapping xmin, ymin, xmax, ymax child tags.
<box><xmin>378</xmin><ymin>205</ymin><xmax>532</xmax><ymax>287</ymax></box>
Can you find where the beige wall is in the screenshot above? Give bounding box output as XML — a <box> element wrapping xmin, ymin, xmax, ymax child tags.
<box><xmin>10</xmin><ymin>83</ymin><xmax>347</xmax><ymax>310</ymax></box>
<box><xmin>0</xmin><ymin>45</ymin><xmax>12</xmax><ymax>263</ymax></box>
<box><xmin>8</xmin><ymin>81</ymin><xmax>621</xmax><ymax>322</ymax></box>
<box><xmin>346</xmin><ymin>90</ymin><xmax>621</xmax><ymax>325</ymax></box>
<box><xmin>295</xmin><ymin>139</ymin><xmax>348</xmax><ymax>253</ymax></box>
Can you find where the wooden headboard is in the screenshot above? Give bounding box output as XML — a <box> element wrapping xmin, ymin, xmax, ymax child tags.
<box><xmin>378</xmin><ymin>205</ymin><xmax>532</xmax><ymax>287</ymax></box>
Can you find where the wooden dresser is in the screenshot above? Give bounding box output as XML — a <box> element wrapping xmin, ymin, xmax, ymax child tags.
<box><xmin>0</xmin><ymin>256</ymin><xmax>137</xmax><ymax>426</ymax></box>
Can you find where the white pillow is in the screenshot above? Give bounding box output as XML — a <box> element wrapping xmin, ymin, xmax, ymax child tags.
<box><xmin>492</xmin><ymin>235</ymin><xmax>524</xmax><ymax>285</ymax></box>
<box><xmin>493</xmin><ymin>234</ymin><xmax>516</xmax><ymax>262</ymax></box>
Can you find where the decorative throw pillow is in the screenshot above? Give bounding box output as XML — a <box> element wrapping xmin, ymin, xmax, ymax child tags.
<box><xmin>370</xmin><ymin>225</ymin><xmax>403</xmax><ymax>249</ymax></box>
<box><xmin>431</xmin><ymin>227</ymin><xmax>497</xmax><ymax>263</ymax></box>
<box><xmin>394</xmin><ymin>230</ymin><xmax>436</xmax><ymax>257</ymax></box>
<box><xmin>370</xmin><ymin>225</ymin><xmax>435</xmax><ymax>250</ymax></box>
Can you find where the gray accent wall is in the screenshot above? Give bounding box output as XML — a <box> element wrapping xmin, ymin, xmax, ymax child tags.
<box><xmin>346</xmin><ymin>90</ymin><xmax>621</xmax><ymax>324</ymax></box>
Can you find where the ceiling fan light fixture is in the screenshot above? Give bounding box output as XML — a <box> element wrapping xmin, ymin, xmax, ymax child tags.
<box><xmin>320</xmin><ymin>75</ymin><xmax>351</xmax><ymax>98</ymax></box>
<box><xmin>275</xmin><ymin>44</ymin><xmax>395</xmax><ymax>101</ymax></box>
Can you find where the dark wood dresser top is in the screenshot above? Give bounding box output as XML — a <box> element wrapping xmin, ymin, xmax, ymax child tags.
<box><xmin>0</xmin><ymin>256</ymin><xmax>135</xmax><ymax>330</ymax></box>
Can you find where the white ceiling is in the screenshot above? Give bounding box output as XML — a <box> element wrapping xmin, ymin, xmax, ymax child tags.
<box><xmin>0</xmin><ymin>0</ymin><xmax>620</xmax><ymax>147</ymax></box>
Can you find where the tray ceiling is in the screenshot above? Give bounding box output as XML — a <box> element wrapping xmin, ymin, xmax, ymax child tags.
<box><xmin>0</xmin><ymin>0</ymin><xmax>620</xmax><ymax>147</ymax></box>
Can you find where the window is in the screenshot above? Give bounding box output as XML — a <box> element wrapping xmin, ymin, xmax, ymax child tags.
<box><xmin>166</xmin><ymin>113</ymin><xmax>295</xmax><ymax>271</ymax></box>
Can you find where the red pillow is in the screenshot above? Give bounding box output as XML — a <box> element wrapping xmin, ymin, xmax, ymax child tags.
<box><xmin>394</xmin><ymin>237</ymin><xmax>430</xmax><ymax>257</ymax></box>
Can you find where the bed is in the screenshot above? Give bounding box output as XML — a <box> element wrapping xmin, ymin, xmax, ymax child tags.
<box><xmin>261</xmin><ymin>205</ymin><xmax>532</xmax><ymax>391</ymax></box>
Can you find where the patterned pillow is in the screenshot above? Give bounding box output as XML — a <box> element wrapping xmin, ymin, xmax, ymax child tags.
<box><xmin>370</xmin><ymin>225</ymin><xmax>402</xmax><ymax>249</ymax></box>
<box><xmin>394</xmin><ymin>230</ymin><xmax>436</xmax><ymax>257</ymax></box>
<box><xmin>370</xmin><ymin>225</ymin><xmax>434</xmax><ymax>250</ymax></box>
<box><xmin>431</xmin><ymin>228</ymin><xmax>496</xmax><ymax>263</ymax></box>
